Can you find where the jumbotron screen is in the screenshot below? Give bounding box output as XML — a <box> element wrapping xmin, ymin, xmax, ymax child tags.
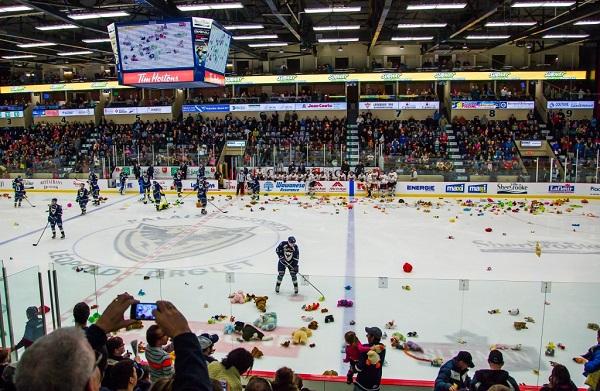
<box><xmin>109</xmin><ymin>18</ymin><xmax>231</xmax><ymax>88</ymax></box>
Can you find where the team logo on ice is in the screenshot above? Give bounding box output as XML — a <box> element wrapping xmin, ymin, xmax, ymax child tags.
<box><xmin>114</xmin><ymin>223</ymin><xmax>257</xmax><ymax>263</ymax></box>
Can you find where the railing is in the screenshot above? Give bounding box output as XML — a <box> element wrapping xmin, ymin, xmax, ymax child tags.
<box><xmin>2</xmin><ymin>260</ymin><xmax>597</xmax><ymax>388</ymax></box>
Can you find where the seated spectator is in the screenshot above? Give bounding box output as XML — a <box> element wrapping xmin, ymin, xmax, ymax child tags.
<box><xmin>145</xmin><ymin>325</ymin><xmax>174</xmax><ymax>382</ymax></box>
<box><xmin>208</xmin><ymin>348</ymin><xmax>254</xmax><ymax>391</ymax></box>
<box><xmin>198</xmin><ymin>333</ymin><xmax>219</xmax><ymax>363</ymax></box>
<box><xmin>73</xmin><ymin>302</ymin><xmax>91</xmax><ymax>329</ymax></box>
<box><xmin>540</xmin><ymin>364</ymin><xmax>577</xmax><ymax>391</ymax></box>
<box><xmin>109</xmin><ymin>359</ymin><xmax>138</xmax><ymax>391</ymax></box>
<box><xmin>0</xmin><ymin>348</ymin><xmax>12</xmax><ymax>390</ymax></box>
<box><xmin>148</xmin><ymin>377</ymin><xmax>173</xmax><ymax>391</ymax></box>
<box><xmin>575</xmin><ymin>329</ymin><xmax>600</xmax><ymax>390</ymax></box>
<box><xmin>272</xmin><ymin>367</ymin><xmax>298</xmax><ymax>391</ymax></box>
<box><xmin>434</xmin><ymin>351</ymin><xmax>474</xmax><ymax>391</ymax></box>
<box><xmin>470</xmin><ymin>350</ymin><xmax>519</xmax><ymax>391</ymax></box>
<box><xmin>246</xmin><ymin>377</ymin><xmax>272</xmax><ymax>391</ymax></box>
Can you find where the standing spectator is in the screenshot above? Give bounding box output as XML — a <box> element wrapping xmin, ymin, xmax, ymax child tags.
<box><xmin>132</xmin><ymin>163</ymin><xmax>141</xmax><ymax>180</ymax></box>
<box><xmin>354</xmin><ymin>327</ymin><xmax>386</xmax><ymax>391</ymax></box>
<box><xmin>214</xmin><ymin>169</ymin><xmax>223</xmax><ymax>189</ymax></box>
<box><xmin>145</xmin><ymin>325</ymin><xmax>174</xmax><ymax>382</ymax></box>
<box><xmin>540</xmin><ymin>364</ymin><xmax>578</xmax><ymax>391</ymax></box>
<box><xmin>147</xmin><ymin>164</ymin><xmax>154</xmax><ymax>180</ymax></box>
<box><xmin>470</xmin><ymin>350</ymin><xmax>519</xmax><ymax>391</ymax></box>
<box><xmin>410</xmin><ymin>168</ymin><xmax>418</xmax><ymax>182</ymax></box>
<box><xmin>236</xmin><ymin>168</ymin><xmax>246</xmax><ymax>196</ymax></box>
<box><xmin>434</xmin><ymin>351</ymin><xmax>474</xmax><ymax>391</ymax></box>
<box><xmin>208</xmin><ymin>348</ymin><xmax>254</xmax><ymax>391</ymax></box>
<box><xmin>73</xmin><ymin>302</ymin><xmax>90</xmax><ymax>329</ymax></box>
<box><xmin>179</xmin><ymin>161</ymin><xmax>188</xmax><ymax>179</ymax></box>
<box><xmin>0</xmin><ymin>348</ymin><xmax>12</xmax><ymax>390</ymax></box>
<box><xmin>575</xmin><ymin>329</ymin><xmax>600</xmax><ymax>391</ymax></box>
<box><xmin>198</xmin><ymin>333</ymin><xmax>219</xmax><ymax>363</ymax></box>
<box><xmin>12</xmin><ymin>306</ymin><xmax>44</xmax><ymax>352</ymax></box>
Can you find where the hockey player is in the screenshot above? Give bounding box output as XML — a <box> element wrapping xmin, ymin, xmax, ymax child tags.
<box><xmin>388</xmin><ymin>171</ymin><xmax>398</xmax><ymax>196</ymax></box>
<box><xmin>137</xmin><ymin>175</ymin><xmax>145</xmax><ymax>202</ymax></box>
<box><xmin>153</xmin><ymin>181</ymin><xmax>169</xmax><ymax>211</ymax></box>
<box><xmin>88</xmin><ymin>171</ymin><xmax>101</xmax><ymax>205</ymax></box>
<box><xmin>249</xmin><ymin>176</ymin><xmax>260</xmax><ymax>201</ymax></box>
<box><xmin>118</xmin><ymin>171</ymin><xmax>128</xmax><ymax>195</ymax></box>
<box><xmin>275</xmin><ymin>236</ymin><xmax>299</xmax><ymax>295</ymax></box>
<box><xmin>48</xmin><ymin>198</ymin><xmax>65</xmax><ymax>239</ymax></box>
<box><xmin>12</xmin><ymin>176</ymin><xmax>25</xmax><ymax>208</ymax></box>
<box><xmin>306</xmin><ymin>171</ymin><xmax>316</xmax><ymax>196</ymax></box>
<box><xmin>75</xmin><ymin>183</ymin><xmax>90</xmax><ymax>215</ymax></box>
<box><xmin>193</xmin><ymin>178</ymin><xmax>209</xmax><ymax>215</ymax></box>
<box><xmin>141</xmin><ymin>174</ymin><xmax>152</xmax><ymax>204</ymax></box>
<box><xmin>173</xmin><ymin>169</ymin><xmax>183</xmax><ymax>197</ymax></box>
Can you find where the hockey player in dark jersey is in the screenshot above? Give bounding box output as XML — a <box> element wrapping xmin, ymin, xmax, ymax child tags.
<box><xmin>118</xmin><ymin>171</ymin><xmax>128</xmax><ymax>195</ymax></box>
<box><xmin>88</xmin><ymin>171</ymin><xmax>101</xmax><ymax>205</ymax></box>
<box><xmin>249</xmin><ymin>176</ymin><xmax>260</xmax><ymax>201</ymax></box>
<box><xmin>75</xmin><ymin>183</ymin><xmax>90</xmax><ymax>215</ymax></box>
<box><xmin>275</xmin><ymin>236</ymin><xmax>299</xmax><ymax>295</ymax></box>
<box><xmin>12</xmin><ymin>176</ymin><xmax>25</xmax><ymax>208</ymax></box>
<box><xmin>193</xmin><ymin>178</ymin><xmax>209</xmax><ymax>215</ymax></box>
<box><xmin>173</xmin><ymin>170</ymin><xmax>183</xmax><ymax>197</ymax></box>
<box><xmin>48</xmin><ymin>198</ymin><xmax>65</xmax><ymax>239</ymax></box>
<box><xmin>141</xmin><ymin>174</ymin><xmax>152</xmax><ymax>204</ymax></box>
<box><xmin>152</xmin><ymin>181</ymin><xmax>169</xmax><ymax>211</ymax></box>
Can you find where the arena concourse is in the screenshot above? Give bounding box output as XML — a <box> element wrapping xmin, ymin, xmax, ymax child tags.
<box><xmin>0</xmin><ymin>2</ymin><xmax>599</xmax><ymax>391</ymax></box>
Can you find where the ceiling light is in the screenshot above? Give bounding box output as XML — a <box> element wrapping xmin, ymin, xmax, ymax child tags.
<box><xmin>400</xmin><ymin>45</ymin><xmax>405</xmax><ymax>49</ymax></box>
<box><xmin>407</xmin><ymin>3</ymin><xmax>467</xmax><ymax>10</ymax></box>
<box><xmin>234</xmin><ymin>34</ymin><xmax>278</xmax><ymax>40</ymax></box>
<box><xmin>391</xmin><ymin>36</ymin><xmax>434</xmax><ymax>41</ymax></box>
<box><xmin>224</xmin><ymin>24</ymin><xmax>264</xmax><ymax>30</ymax></box>
<box><xmin>574</xmin><ymin>20</ymin><xmax>600</xmax><ymax>25</ymax></box>
<box><xmin>304</xmin><ymin>6</ymin><xmax>361</xmax><ymax>13</ymax></box>
<box><xmin>67</xmin><ymin>11</ymin><xmax>129</xmax><ymax>20</ymax></box>
<box><xmin>248</xmin><ymin>42</ymin><xmax>288</xmax><ymax>47</ymax></box>
<box><xmin>2</xmin><ymin>55</ymin><xmax>37</xmax><ymax>59</ymax></box>
<box><xmin>397</xmin><ymin>23</ymin><xmax>447</xmax><ymax>28</ymax></box>
<box><xmin>525</xmin><ymin>42</ymin><xmax>533</xmax><ymax>48</ymax></box>
<box><xmin>177</xmin><ymin>3</ymin><xmax>244</xmax><ymax>11</ymax></box>
<box><xmin>485</xmin><ymin>21</ymin><xmax>536</xmax><ymax>26</ymax></box>
<box><xmin>57</xmin><ymin>51</ymin><xmax>94</xmax><ymax>56</ymax></box>
<box><xmin>17</xmin><ymin>42</ymin><xmax>57</xmax><ymax>48</ymax></box>
<box><xmin>466</xmin><ymin>35</ymin><xmax>510</xmax><ymax>39</ymax></box>
<box><xmin>337</xmin><ymin>46</ymin><xmax>343</xmax><ymax>52</ymax></box>
<box><xmin>462</xmin><ymin>43</ymin><xmax>468</xmax><ymax>49</ymax></box>
<box><xmin>36</xmin><ymin>24</ymin><xmax>79</xmax><ymax>31</ymax></box>
<box><xmin>313</xmin><ymin>25</ymin><xmax>361</xmax><ymax>31</ymax></box>
<box><xmin>82</xmin><ymin>38</ymin><xmax>111</xmax><ymax>43</ymax></box>
<box><xmin>318</xmin><ymin>38</ymin><xmax>359</xmax><ymax>43</ymax></box>
<box><xmin>511</xmin><ymin>1</ymin><xmax>574</xmax><ymax>7</ymax></box>
<box><xmin>0</xmin><ymin>5</ymin><xmax>33</xmax><ymax>12</ymax></box>
<box><xmin>278</xmin><ymin>48</ymin><xmax>284</xmax><ymax>53</ymax></box>
<box><xmin>542</xmin><ymin>34</ymin><xmax>589</xmax><ymax>38</ymax></box>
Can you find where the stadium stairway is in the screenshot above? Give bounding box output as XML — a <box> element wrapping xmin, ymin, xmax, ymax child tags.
<box><xmin>346</xmin><ymin>123</ymin><xmax>360</xmax><ymax>167</ymax></box>
<box><xmin>444</xmin><ymin>124</ymin><xmax>465</xmax><ymax>177</ymax></box>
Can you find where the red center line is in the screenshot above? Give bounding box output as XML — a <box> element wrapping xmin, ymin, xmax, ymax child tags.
<box><xmin>58</xmin><ymin>206</ymin><xmax>228</xmax><ymax>322</ymax></box>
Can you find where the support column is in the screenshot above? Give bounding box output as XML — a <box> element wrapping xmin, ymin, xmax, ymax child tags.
<box><xmin>595</xmin><ymin>43</ymin><xmax>600</xmax><ymax>120</ymax></box>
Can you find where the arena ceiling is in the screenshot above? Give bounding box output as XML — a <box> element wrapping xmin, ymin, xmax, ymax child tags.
<box><xmin>0</xmin><ymin>0</ymin><xmax>599</xmax><ymax>65</ymax></box>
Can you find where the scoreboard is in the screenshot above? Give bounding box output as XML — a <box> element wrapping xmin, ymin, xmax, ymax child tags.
<box><xmin>109</xmin><ymin>18</ymin><xmax>231</xmax><ymax>89</ymax></box>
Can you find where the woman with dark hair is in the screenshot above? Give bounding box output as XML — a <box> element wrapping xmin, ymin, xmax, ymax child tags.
<box><xmin>208</xmin><ymin>348</ymin><xmax>254</xmax><ymax>391</ymax></box>
<box><xmin>540</xmin><ymin>365</ymin><xmax>577</xmax><ymax>391</ymax></box>
<box><xmin>272</xmin><ymin>367</ymin><xmax>298</xmax><ymax>391</ymax></box>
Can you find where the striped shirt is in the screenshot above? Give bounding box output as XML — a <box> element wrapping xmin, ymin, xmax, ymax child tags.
<box><xmin>145</xmin><ymin>346</ymin><xmax>174</xmax><ymax>382</ymax></box>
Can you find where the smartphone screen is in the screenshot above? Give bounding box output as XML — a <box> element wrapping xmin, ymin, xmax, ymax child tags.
<box><xmin>130</xmin><ymin>303</ymin><xmax>157</xmax><ymax>321</ymax></box>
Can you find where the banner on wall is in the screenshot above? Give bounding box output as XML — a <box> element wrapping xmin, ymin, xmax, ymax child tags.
<box><xmin>451</xmin><ymin>101</ymin><xmax>534</xmax><ymax>110</ymax></box>
<box><xmin>547</xmin><ymin>101</ymin><xmax>594</xmax><ymax>109</ymax></box>
<box><xmin>182</xmin><ymin>104</ymin><xmax>230</xmax><ymax>113</ymax></box>
<box><xmin>359</xmin><ymin>101</ymin><xmax>440</xmax><ymax>110</ymax></box>
<box><xmin>0</xmin><ymin>111</ymin><xmax>24</xmax><ymax>118</ymax></box>
<box><xmin>104</xmin><ymin>106</ymin><xmax>172</xmax><ymax>115</ymax></box>
<box><xmin>33</xmin><ymin>108</ymin><xmax>95</xmax><ymax>117</ymax></box>
<box><xmin>225</xmin><ymin>102</ymin><xmax>347</xmax><ymax>112</ymax></box>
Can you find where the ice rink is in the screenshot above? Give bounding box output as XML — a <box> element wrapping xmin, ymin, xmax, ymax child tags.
<box><xmin>1</xmin><ymin>191</ymin><xmax>599</xmax><ymax>386</ymax></box>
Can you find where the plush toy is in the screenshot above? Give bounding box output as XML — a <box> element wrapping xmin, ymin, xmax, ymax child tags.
<box><xmin>366</xmin><ymin>350</ymin><xmax>382</xmax><ymax>368</ymax></box>
<box><xmin>303</xmin><ymin>303</ymin><xmax>320</xmax><ymax>311</ymax></box>
<box><xmin>324</xmin><ymin>315</ymin><xmax>334</xmax><ymax>323</ymax></box>
<box><xmin>488</xmin><ymin>309</ymin><xmax>500</xmax><ymax>314</ymax></box>
<box><xmin>337</xmin><ymin>299</ymin><xmax>353</xmax><ymax>308</ymax></box>
<box><xmin>403</xmin><ymin>262</ymin><xmax>413</xmax><ymax>273</ymax></box>
<box><xmin>431</xmin><ymin>357</ymin><xmax>444</xmax><ymax>367</ymax></box>
<box><xmin>392</xmin><ymin>332</ymin><xmax>405</xmax><ymax>342</ymax></box>
<box><xmin>253</xmin><ymin>296</ymin><xmax>268</xmax><ymax>312</ymax></box>
<box><xmin>588</xmin><ymin>323</ymin><xmax>600</xmax><ymax>331</ymax></box>
<box><xmin>524</xmin><ymin>316</ymin><xmax>535</xmax><ymax>323</ymax></box>
<box><xmin>545</xmin><ymin>342</ymin><xmax>556</xmax><ymax>357</ymax></box>
<box><xmin>234</xmin><ymin>321</ymin><xmax>273</xmax><ymax>342</ymax></box>
<box><xmin>308</xmin><ymin>320</ymin><xmax>319</xmax><ymax>330</ymax></box>
<box><xmin>253</xmin><ymin>312</ymin><xmax>277</xmax><ymax>331</ymax></box>
<box><xmin>407</xmin><ymin>331</ymin><xmax>418</xmax><ymax>338</ymax></box>
<box><xmin>251</xmin><ymin>347</ymin><xmax>264</xmax><ymax>358</ymax></box>
<box><xmin>281</xmin><ymin>340</ymin><xmax>291</xmax><ymax>347</ymax></box>
<box><xmin>390</xmin><ymin>337</ymin><xmax>403</xmax><ymax>349</ymax></box>
<box><xmin>404</xmin><ymin>341</ymin><xmax>423</xmax><ymax>352</ymax></box>
<box><xmin>292</xmin><ymin>327</ymin><xmax>313</xmax><ymax>345</ymax></box>
<box><xmin>508</xmin><ymin>308</ymin><xmax>520</xmax><ymax>316</ymax></box>
<box><xmin>514</xmin><ymin>321</ymin><xmax>528</xmax><ymax>330</ymax></box>
<box><xmin>245</xmin><ymin>293</ymin><xmax>256</xmax><ymax>303</ymax></box>
<box><xmin>229</xmin><ymin>291</ymin><xmax>246</xmax><ymax>304</ymax></box>
<box><xmin>385</xmin><ymin>320</ymin><xmax>396</xmax><ymax>329</ymax></box>
<box><xmin>322</xmin><ymin>370</ymin><xmax>338</xmax><ymax>376</ymax></box>
<box><xmin>535</xmin><ymin>242</ymin><xmax>542</xmax><ymax>257</ymax></box>
<box><xmin>223</xmin><ymin>323</ymin><xmax>235</xmax><ymax>334</ymax></box>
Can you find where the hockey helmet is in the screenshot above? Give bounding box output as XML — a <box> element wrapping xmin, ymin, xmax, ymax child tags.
<box><xmin>287</xmin><ymin>236</ymin><xmax>296</xmax><ymax>244</ymax></box>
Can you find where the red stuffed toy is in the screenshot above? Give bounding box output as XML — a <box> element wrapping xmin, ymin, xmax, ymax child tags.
<box><xmin>403</xmin><ymin>262</ymin><xmax>413</xmax><ymax>273</ymax></box>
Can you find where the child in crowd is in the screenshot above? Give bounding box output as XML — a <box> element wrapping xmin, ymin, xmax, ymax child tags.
<box><xmin>343</xmin><ymin>331</ymin><xmax>370</xmax><ymax>384</ymax></box>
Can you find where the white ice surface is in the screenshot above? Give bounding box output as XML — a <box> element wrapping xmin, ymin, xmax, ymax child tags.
<box><xmin>1</xmin><ymin>193</ymin><xmax>599</xmax><ymax>386</ymax></box>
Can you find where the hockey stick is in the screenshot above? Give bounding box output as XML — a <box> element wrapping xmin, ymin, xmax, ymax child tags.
<box><xmin>23</xmin><ymin>196</ymin><xmax>36</xmax><ymax>207</ymax></box>
<box><xmin>280</xmin><ymin>257</ymin><xmax>325</xmax><ymax>301</ymax></box>
<box><xmin>208</xmin><ymin>199</ymin><xmax>228</xmax><ymax>213</ymax></box>
<box><xmin>32</xmin><ymin>222</ymin><xmax>49</xmax><ymax>246</ymax></box>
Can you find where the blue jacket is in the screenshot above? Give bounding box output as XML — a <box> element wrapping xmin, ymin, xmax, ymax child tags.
<box><xmin>583</xmin><ymin>344</ymin><xmax>600</xmax><ymax>376</ymax></box>
<box><xmin>435</xmin><ymin>359</ymin><xmax>471</xmax><ymax>391</ymax></box>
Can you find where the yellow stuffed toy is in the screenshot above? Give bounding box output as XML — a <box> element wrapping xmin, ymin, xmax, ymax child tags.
<box><xmin>365</xmin><ymin>344</ymin><xmax>385</xmax><ymax>368</ymax></box>
<box><xmin>292</xmin><ymin>327</ymin><xmax>312</xmax><ymax>345</ymax></box>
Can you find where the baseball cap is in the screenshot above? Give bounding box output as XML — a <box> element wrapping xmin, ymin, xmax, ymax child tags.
<box><xmin>288</xmin><ymin>236</ymin><xmax>296</xmax><ymax>244</ymax></box>
<box><xmin>200</xmin><ymin>333</ymin><xmax>219</xmax><ymax>344</ymax></box>
<box><xmin>488</xmin><ymin>349</ymin><xmax>504</xmax><ymax>365</ymax></box>
<box><xmin>365</xmin><ymin>326</ymin><xmax>383</xmax><ymax>339</ymax></box>
<box><xmin>198</xmin><ymin>336</ymin><xmax>213</xmax><ymax>350</ymax></box>
<box><xmin>455</xmin><ymin>351</ymin><xmax>475</xmax><ymax>368</ymax></box>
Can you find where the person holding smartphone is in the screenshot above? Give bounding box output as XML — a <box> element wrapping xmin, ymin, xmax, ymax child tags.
<box><xmin>574</xmin><ymin>329</ymin><xmax>600</xmax><ymax>391</ymax></box>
